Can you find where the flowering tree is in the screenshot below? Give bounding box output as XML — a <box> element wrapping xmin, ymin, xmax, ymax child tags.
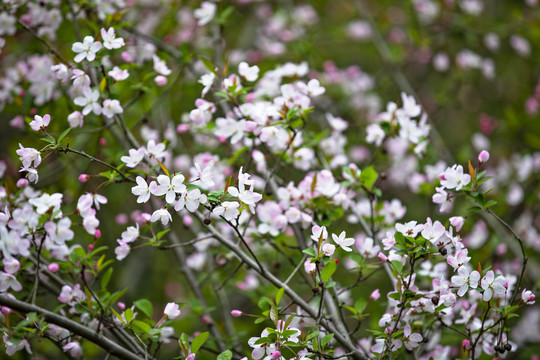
<box><xmin>0</xmin><ymin>1</ymin><xmax>538</xmax><ymax>359</ymax></box>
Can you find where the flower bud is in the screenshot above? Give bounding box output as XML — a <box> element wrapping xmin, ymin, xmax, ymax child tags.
<box><xmin>48</xmin><ymin>263</ymin><xmax>60</xmax><ymax>273</ymax></box>
<box><xmin>183</xmin><ymin>215</ymin><xmax>193</xmax><ymax>227</ymax></box>
<box><xmin>231</xmin><ymin>310</ymin><xmax>243</xmax><ymax>317</ymax></box>
<box><xmin>1</xmin><ymin>306</ymin><xmax>12</xmax><ymax>315</ymax></box>
<box><xmin>270</xmin><ymin>351</ymin><xmax>281</xmax><ymax>359</ymax></box>
<box><xmin>449</xmin><ymin>216</ymin><xmax>464</xmax><ymax>232</ymax></box>
<box><xmin>478</xmin><ymin>150</ymin><xmax>490</xmax><ymax>164</ymax></box>
<box><xmin>201</xmin><ymin>315</ymin><xmax>213</xmax><ymax>325</ymax></box>
<box><xmin>141</xmin><ymin>213</ymin><xmax>152</xmax><ymax>223</ymax></box>
<box><xmin>462</xmin><ymin>339</ymin><xmax>471</xmax><ymax>350</ymax></box>
<box><xmin>121</xmin><ymin>51</ymin><xmax>134</xmax><ymax>63</ymax></box>
<box><xmin>117</xmin><ymin>302</ymin><xmax>126</xmax><ymax>311</ymax></box>
<box><xmin>16</xmin><ymin>178</ymin><xmax>28</xmax><ymax>188</ymax></box>
<box><xmin>154</xmin><ymin>75</ymin><xmax>168</xmax><ymax>86</ymax></box>
<box><xmin>88</xmin><ymin>244</ymin><xmax>95</xmax><ymax>250</ymax></box>
<box><xmin>370</xmin><ymin>289</ymin><xmax>380</xmax><ymax>301</ymax></box>
<box><xmin>176</xmin><ymin>124</ymin><xmax>189</xmax><ymax>134</ymax></box>
<box><xmin>79</xmin><ymin>174</ymin><xmax>90</xmax><ymax>182</ymax></box>
<box><xmin>94</xmin><ymin>229</ymin><xmax>101</xmax><ymax>239</ymax></box>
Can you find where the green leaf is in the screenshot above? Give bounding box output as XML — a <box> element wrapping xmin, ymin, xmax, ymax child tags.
<box><xmin>191</xmin><ymin>331</ymin><xmax>209</xmax><ymax>354</ymax></box>
<box><xmin>275</xmin><ymin>287</ymin><xmax>285</xmax><ymax>306</ymax></box>
<box><xmin>283</xmin><ymin>315</ymin><xmax>295</xmax><ymax>330</ymax></box>
<box><xmin>270</xmin><ymin>305</ymin><xmax>278</xmax><ymax>326</ymax></box>
<box><xmin>124</xmin><ymin>308</ymin><xmax>134</xmax><ymax>323</ymax></box>
<box><xmin>100</xmin><ymin>268</ymin><xmax>113</xmax><ymax>290</ymax></box>
<box><xmin>111</xmin><ymin>308</ymin><xmax>125</xmax><ymax>324</ymax></box>
<box><xmin>306</xmin><ymin>331</ymin><xmax>320</xmax><ymax>341</ymax></box>
<box><xmin>217</xmin><ymin>350</ymin><xmax>233</xmax><ymax>360</ymax></box>
<box><xmin>391</xmin><ymin>260</ymin><xmax>403</xmax><ymax>273</ymax></box>
<box><xmin>131</xmin><ymin>320</ymin><xmax>151</xmax><ymax>334</ymax></box>
<box><xmin>321</xmin><ymin>333</ymin><xmax>334</xmax><ymax>348</ymax></box>
<box><xmin>57</xmin><ymin>127</ymin><xmax>72</xmax><ymax>144</ymax></box>
<box><xmin>199</xmin><ymin>56</ymin><xmax>216</xmax><ymax>74</ymax></box>
<box><xmin>302</xmin><ymin>248</ymin><xmax>316</xmax><ymax>257</ymax></box>
<box><xmin>156</xmin><ymin>229</ymin><xmax>170</xmax><ymax>241</ymax></box>
<box><xmin>134</xmin><ymin>299</ymin><xmax>153</xmax><ymax>318</ymax></box>
<box><xmin>359</xmin><ymin>165</ymin><xmax>378</xmax><ymax>190</ymax></box>
<box><xmin>355</xmin><ymin>297</ymin><xmax>367</xmax><ymax>313</ymax></box>
<box><xmin>321</xmin><ymin>260</ymin><xmax>336</xmax><ymax>282</ymax></box>
<box><xmin>70</xmin><ymin>247</ymin><xmax>86</xmax><ymax>262</ymax></box>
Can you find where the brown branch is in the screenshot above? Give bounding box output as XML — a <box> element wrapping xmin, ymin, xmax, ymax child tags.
<box><xmin>0</xmin><ymin>295</ymin><xmax>149</xmax><ymax>360</ymax></box>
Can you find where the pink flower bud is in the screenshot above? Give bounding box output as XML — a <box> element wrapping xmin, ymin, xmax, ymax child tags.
<box><xmin>449</xmin><ymin>216</ymin><xmax>465</xmax><ymax>232</ymax></box>
<box><xmin>478</xmin><ymin>150</ymin><xmax>490</xmax><ymax>164</ymax></box>
<box><xmin>270</xmin><ymin>351</ymin><xmax>281</xmax><ymax>359</ymax></box>
<box><xmin>439</xmin><ymin>173</ymin><xmax>446</xmax><ymax>181</ymax></box>
<box><xmin>121</xmin><ymin>51</ymin><xmax>134</xmax><ymax>63</ymax></box>
<box><xmin>496</xmin><ymin>244</ymin><xmax>506</xmax><ymax>256</ymax></box>
<box><xmin>47</xmin><ymin>263</ymin><xmax>60</xmax><ymax>273</ymax></box>
<box><xmin>183</xmin><ymin>215</ymin><xmax>193</xmax><ymax>227</ymax></box>
<box><xmin>1</xmin><ymin>306</ymin><xmax>12</xmax><ymax>315</ymax></box>
<box><xmin>231</xmin><ymin>310</ymin><xmax>243</xmax><ymax>317</ymax></box>
<box><xmin>244</xmin><ymin>121</ymin><xmax>258</xmax><ymax>132</ymax></box>
<box><xmin>186</xmin><ymin>353</ymin><xmax>196</xmax><ymax>360</ymax></box>
<box><xmin>377</xmin><ymin>252</ymin><xmax>389</xmax><ymax>262</ymax></box>
<box><xmin>79</xmin><ymin>174</ymin><xmax>90</xmax><ymax>182</ymax></box>
<box><xmin>370</xmin><ymin>289</ymin><xmax>380</xmax><ymax>301</ymax></box>
<box><xmin>117</xmin><ymin>302</ymin><xmax>126</xmax><ymax>311</ymax></box>
<box><xmin>218</xmin><ymin>136</ymin><xmax>227</xmax><ymax>143</ymax></box>
<box><xmin>176</xmin><ymin>124</ymin><xmax>189</xmax><ymax>133</ymax></box>
<box><xmin>16</xmin><ymin>178</ymin><xmax>28</xmax><ymax>188</ymax></box>
<box><xmin>30</xmin><ymin>108</ymin><xmax>37</xmax><ymax>115</ymax></box>
<box><xmin>94</xmin><ymin>230</ymin><xmax>101</xmax><ymax>239</ymax></box>
<box><xmin>462</xmin><ymin>339</ymin><xmax>471</xmax><ymax>350</ymax></box>
<box><xmin>88</xmin><ymin>244</ymin><xmax>95</xmax><ymax>250</ymax></box>
<box><xmin>215</xmin><ymin>254</ymin><xmax>227</xmax><ymax>266</ymax></box>
<box><xmin>244</xmin><ymin>93</ymin><xmax>255</xmax><ymax>103</ymax></box>
<box><xmin>201</xmin><ymin>315</ymin><xmax>213</xmax><ymax>325</ymax></box>
<box><xmin>99</xmin><ymin>138</ymin><xmax>106</xmax><ymax>147</ymax></box>
<box><xmin>141</xmin><ymin>212</ymin><xmax>152</xmax><ymax>223</ymax></box>
<box><xmin>115</xmin><ymin>213</ymin><xmax>128</xmax><ymax>225</ymax></box>
<box><xmin>154</xmin><ymin>75</ymin><xmax>168</xmax><ymax>86</ymax></box>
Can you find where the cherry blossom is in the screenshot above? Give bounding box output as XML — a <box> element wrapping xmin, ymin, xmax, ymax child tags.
<box><xmin>403</xmin><ymin>325</ymin><xmax>422</xmax><ymax>351</ymax></box>
<box><xmin>213</xmin><ymin>201</ymin><xmax>240</xmax><ymax>221</ymax></box>
<box><xmin>152</xmin><ymin>174</ymin><xmax>186</xmax><ymax>204</ymax></box>
<box><xmin>108</xmin><ymin>66</ymin><xmax>129</xmax><ymax>81</ymax></box>
<box><xmin>72</xmin><ymin>36</ymin><xmax>102</xmax><ymax>62</ymax></box>
<box><xmin>447</xmin><ymin>249</ymin><xmax>471</xmax><ymax>270</ymax></box>
<box><xmin>174</xmin><ymin>188</ymin><xmax>206</xmax><ymax>212</ymax></box>
<box><xmin>16</xmin><ymin>144</ymin><xmax>41</xmax><ymax>168</ymax></box>
<box><xmin>332</xmin><ymin>231</ymin><xmax>355</xmax><ymax>252</ymax></box>
<box><xmin>74</xmin><ymin>87</ymin><xmax>102</xmax><ymax>115</ymax></box>
<box><xmin>164</xmin><ymin>302</ymin><xmax>181</xmax><ymax>319</ymax></box>
<box><xmin>440</xmin><ymin>165</ymin><xmax>471</xmax><ymax>191</ymax></box>
<box><xmin>150</xmin><ymin>208</ymin><xmax>172</xmax><ymax>225</ymax></box>
<box><xmin>102</xmin><ymin>99</ymin><xmax>123</xmax><ymax>118</ymax></box>
<box><xmin>480</xmin><ymin>270</ymin><xmax>507</xmax><ymax>301</ymax></box>
<box><xmin>121</xmin><ymin>148</ymin><xmax>145</xmax><ymax>168</ymax></box>
<box><xmin>100</xmin><ymin>27</ymin><xmax>125</xmax><ymax>49</ymax></box>
<box><xmin>451</xmin><ymin>266</ymin><xmax>480</xmax><ymax>296</ymax></box>
<box><xmin>131</xmin><ymin>176</ymin><xmax>151</xmax><ymax>203</ymax></box>
<box><xmin>29</xmin><ymin>114</ymin><xmax>51</xmax><ymax>131</ymax></box>
<box><xmin>238</xmin><ymin>62</ymin><xmax>260</xmax><ymax>82</ymax></box>
<box><xmin>395</xmin><ymin>221</ymin><xmax>424</xmax><ymax>237</ymax></box>
<box><xmin>194</xmin><ymin>2</ymin><xmax>217</xmax><ymax>26</ymax></box>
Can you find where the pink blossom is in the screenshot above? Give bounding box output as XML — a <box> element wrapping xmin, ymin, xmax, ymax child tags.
<box><xmin>164</xmin><ymin>302</ymin><xmax>181</xmax><ymax>319</ymax></box>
